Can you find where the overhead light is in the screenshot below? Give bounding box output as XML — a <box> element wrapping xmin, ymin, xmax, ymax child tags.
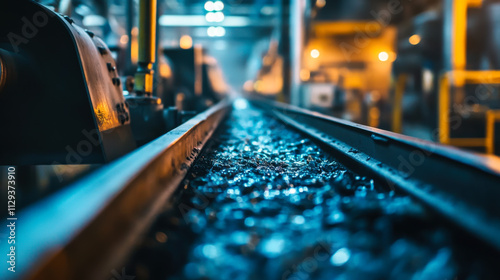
<box><xmin>214</xmin><ymin>12</ymin><xmax>225</xmax><ymax>22</ymax></box>
<box><xmin>205</xmin><ymin>11</ymin><xmax>224</xmax><ymax>22</ymax></box>
<box><xmin>409</xmin><ymin>34</ymin><xmax>421</xmax><ymax>45</ymax></box>
<box><xmin>310</xmin><ymin>49</ymin><xmax>320</xmax><ymax>58</ymax></box>
<box><xmin>204</xmin><ymin>1</ymin><xmax>215</xmax><ymax>11</ymax></box>
<box><xmin>207</xmin><ymin>26</ymin><xmax>226</xmax><ymax>37</ymax></box>
<box><xmin>214</xmin><ymin>1</ymin><xmax>224</xmax><ymax>11</ymax></box>
<box><xmin>378</xmin><ymin>51</ymin><xmax>389</xmax><ymax>62</ymax></box>
<box><xmin>159</xmin><ymin>15</ymin><xmax>250</xmax><ymax>27</ymax></box>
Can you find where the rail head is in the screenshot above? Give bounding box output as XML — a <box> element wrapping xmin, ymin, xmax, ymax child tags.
<box><xmin>250</xmin><ymin>98</ymin><xmax>500</xmax><ymax>251</ymax></box>
<box><xmin>0</xmin><ymin>99</ymin><xmax>232</xmax><ymax>280</ymax></box>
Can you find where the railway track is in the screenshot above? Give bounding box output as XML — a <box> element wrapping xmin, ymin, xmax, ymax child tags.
<box><xmin>3</xmin><ymin>98</ymin><xmax>500</xmax><ymax>280</ymax></box>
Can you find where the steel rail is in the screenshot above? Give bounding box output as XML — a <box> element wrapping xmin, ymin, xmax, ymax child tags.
<box><xmin>4</xmin><ymin>97</ymin><xmax>500</xmax><ymax>280</ymax></box>
<box><xmin>251</xmin><ymin>99</ymin><xmax>500</xmax><ymax>251</ymax></box>
<box><xmin>0</xmin><ymin>99</ymin><xmax>231</xmax><ymax>280</ymax></box>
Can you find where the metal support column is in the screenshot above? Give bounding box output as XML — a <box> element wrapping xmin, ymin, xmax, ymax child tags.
<box><xmin>134</xmin><ymin>0</ymin><xmax>157</xmax><ymax>96</ymax></box>
<box><xmin>290</xmin><ymin>0</ymin><xmax>306</xmax><ymax>107</ymax></box>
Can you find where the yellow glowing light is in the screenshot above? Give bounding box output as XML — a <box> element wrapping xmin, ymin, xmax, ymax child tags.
<box><xmin>300</xmin><ymin>69</ymin><xmax>311</xmax><ymax>81</ymax></box>
<box><xmin>389</xmin><ymin>51</ymin><xmax>397</xmax><ymax>62</ymax></box>
<box><xmin>310</xmin><ymin>49</ymin><xmax>320</xmax><ymax>58</ymax></box>
<box><xmin>409</xmin><ymin>34</ymin><xmax>421</xmax><ymax>45</ymax></box>
<box><xmin>254</xmin><ymin>80</ymin><xmax>262</xmax><ymax>92</ymax></box>
<box><xmin>120</xmin><ymin>35</ymin><xmax>129</xmax><ymax>45</ymax></box>
<box><xmin>316</xmin><ymin>0</ymin><xmax>326</xmax><ymax>8</ymax></box>
<box><xmin>180</xmin><ymin>35</ymin><xmax>193</xmax><ymax>49</ymax></box>
<box><xmin>130</xmin><ymin>27</ymin><xmax>139</xmax><ymax>64</ymax></box>
<box><xmin>378</xmin><ymin>51</ymin><xmax>389</xmax><ymax>62</ymax></box>
<box><xmin>159</xmin><ymin>64</ymin><xmax>172</xmax><ymax>77</ymax></box>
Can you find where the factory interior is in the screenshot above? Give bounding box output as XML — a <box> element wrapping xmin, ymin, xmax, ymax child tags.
<box><xmin>2</xmin><ymin>0</ymin><xmax>500</xmax><ymax>279</ymax></box>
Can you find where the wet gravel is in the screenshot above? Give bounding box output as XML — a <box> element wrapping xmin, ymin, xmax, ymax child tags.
<box><xmin>126</xmin><ymin>103</ymin><xmax>500</xmax><ymax>280</ymax></box>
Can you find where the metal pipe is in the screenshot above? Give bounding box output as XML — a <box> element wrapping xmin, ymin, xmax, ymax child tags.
<box><xmin>134</xmin><ymin>0</ymin><xmax>157</xmax><ymax>96</ymax></box>
<box><xmin>289</xmin><ymin>0</ymin><xmax>305</xmax><ymax>107</ymax></box>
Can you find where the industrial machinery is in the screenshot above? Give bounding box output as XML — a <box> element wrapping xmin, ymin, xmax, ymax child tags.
<box><xmin>0</xmin><ymin>0</ymin><xmax>136</xmax><ymax>164</ymax></box>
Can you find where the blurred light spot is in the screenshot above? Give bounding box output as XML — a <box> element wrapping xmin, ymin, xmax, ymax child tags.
<box><xmin>292</xmin><ymin>215</ymin><xmax>305</xmax><ymax>225</ymax></box>
<box><xmin>180</xmin><ymin>35</ymin><xmax>193</xmax><ymax>49</ymax></box>
<box><xmin>409</xmin><ymin>34</ymin><xmax>421</xmax><ymax>45</ymax></box>
<box><xmin>244</xmin><ymin>217</ymin><xmax>255</xmax><ymax>227</ymax></box>
<box><xmin>82</xmin><ymin>15</ymin><xmax>106</xmax><ymax>26</ymax></box>
<box><xmin>155</xmin><ymin>232</ymin><xmax>168</xmax><ymax>243</ymax></box>
<box><xmin>159</xmin><ymin>15</ymin><xmax>249</xmax><ymax>27</ymax></box>
<box><xmin>207</xmin><ymin>26</ymin><xmax>226</xmax><ymax>37</ymax></box>
<box><xmin>119</xmin><ymin>35</ymin><xmax>129</xmax><ymax>45</ymax></box>
<box><xmin>243</xmin><ymin>80</ymin><xmax>254</xmax><ymax>92</ymax></box>
<box><xmin>300</xmin><ymin>69</ymin><xmax>310</xmax><ymax>81</ymax></box>
<box><xmin>231</xmin><ymin>231</ymin><xmax>250</xmax><ymax>245</ymax></box>
<box><xmin>378</xmin><ymin>51</ymin><xmax>389</xmax><ymax>62</ymax></box>
<box><xmin>204</xmin><ymin>1</ymin><xmax>215</xmax><ymax>11</ymax></box>
<box><xmin>316</xmin><ymin>0</ymin><xmax>326</xmax><ymax>8</ymax></box>
<box><xmin>206</xmin><ymin>11</ymin><xmax>224</xmax><ymax>22</ymax></box>
<box><xmin>202</xmin><ymin>244</ymin><xmax>219</xmax><ymax>259</ymax></box>
<box><xmin>330</xmin><ymin>212</ymin><xmax>345</xmax><ymax>223</ymax></box>
<box><xmin>260</xmin><ymin>6</ymin><xmax>275</xmax><ymax>15</ymax></box>
<box><xmin>260</xmin><ymin>235</ymin><xmax>286</xmax><ymax>258</ymax></box>
<box><xmin>214</xmin><ymin>1</ymin><xmax>224</xmax><ymax>11</ymax></box>
<box><xmin>423</xmin><ymin>68</ymin><xmax>434</xmax><ymax>92</ymax></box>
<box><xmin>234</xmin><ymin>98</ymin><xmax>249</xmax><ymax>110</ymax></box>
<box><xmin>75</xmin><ymin>4</ymin><xmax>92</xmax><ymax>16</ymax></box>
<box><xmin>233</xmin><ymin>210</ymin><xmax>244</xmax><ymax>219</ymax></box>
<box><xmin>330</xmin><ymin>248</ymin><xmax>351</xmax><ymax>266</ymax></box>
<box><xmin>131</xmin><ymin>27</ymin><xmax>139</xmax><ymax>64</ymax></box>
<box><xmin>311</xmin><ymin>49</ymin><xmax>320</xmax><ymax>58</ymax></box>
<box><xmin>159</xmin><ymin>64</ymin><xmax>172</xmax><ymax>77</ymax></box>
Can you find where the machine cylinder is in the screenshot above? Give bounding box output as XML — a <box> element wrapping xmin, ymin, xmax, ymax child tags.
<box><xmin>134</xmin><ymin>0</ymin><xmax>157</xmax><ymax>96</ymax></box>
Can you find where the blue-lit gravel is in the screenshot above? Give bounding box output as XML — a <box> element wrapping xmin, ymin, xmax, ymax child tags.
<box><xmin>126</xmin><ymin>103</ymin><xmax>500</xmax><ymax>280</ymax></box>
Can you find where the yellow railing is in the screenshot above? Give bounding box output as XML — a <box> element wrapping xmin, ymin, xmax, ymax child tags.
<box><xmin>391</xmin><ymin>74</ymin><xmax>408</xmax><ymax>134</ymax></box>
<box><xmin>439</xmin><ymin>70</ymin><xmax>500</xmax><ymax>154</ymax></box>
